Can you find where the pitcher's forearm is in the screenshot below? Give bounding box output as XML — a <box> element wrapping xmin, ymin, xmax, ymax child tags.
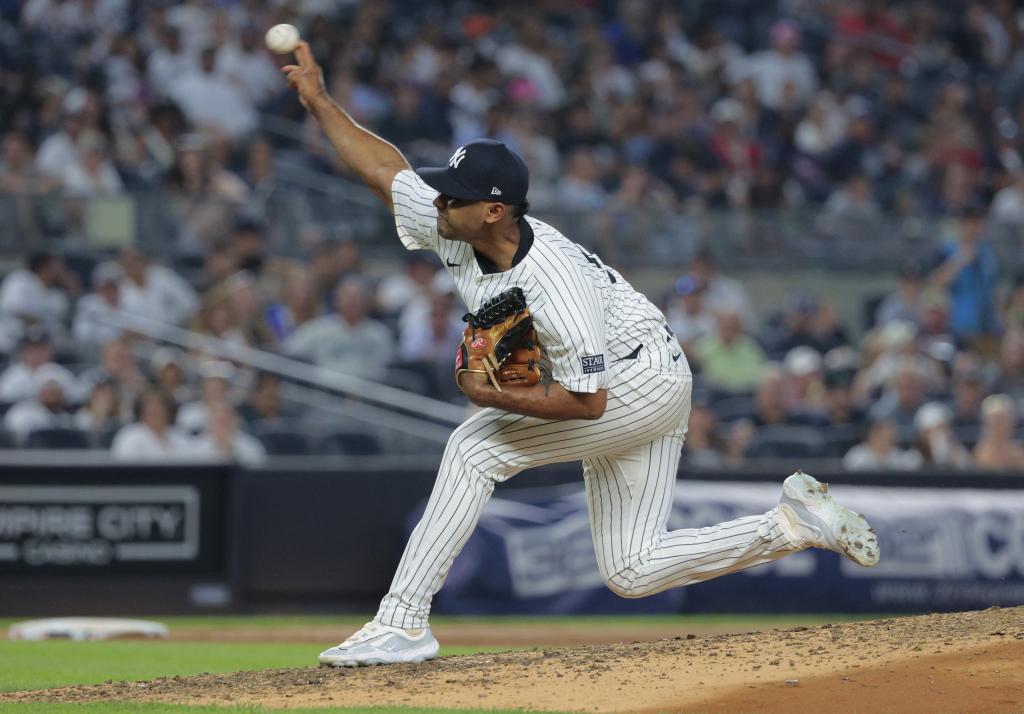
<box><xmin>308</xmin><ymin>96</ymin><xmax>410</xmax><ymax>209</ymax></box>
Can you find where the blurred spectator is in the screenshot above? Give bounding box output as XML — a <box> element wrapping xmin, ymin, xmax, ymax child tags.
<box><xmin>989</xmin><ymin>171</ymin><xmax>1024</xmax><ymax>225</ymax></box>
<box><xmin>682</xmin><ymin>393</ymin><xmax>724</xmax><ymax>468</ymax></box>
<box><xmin>876</xmin><ymin>260</ymin><xmax>927</xmax><ymax>327</ymax></box>
<box><xmin>751</xmin><ymin>366</ymin><xmax>790</xmax><ymax>427</ymax></box>
<box><xmin>973</xmin><ymin>394</ymin><xmax>1024</xmax><ymax>471</ymax></box>
<box><xmin>398</xmin><ymin>292</ymin><xmax>464</xmax><ymax>365</ymax></box>
<box><xmin>59</xmin><ymin>131</ymin><xmax>123</xmax><ymax>197</ymax></box>
<box><xmin>74</xmin><ymin>379</ymin><xmax>121</xmax><ymax>438</ymax></box>
<box><xmin>118</xmin><ymin>245</ymin><xmax>200</xmax><ymax>326</ymax></box>
<box><xmin>237</xmin><ymin>371</ymin><xmax>300</xmax><ymax>427</ymax></box>
<box><xmin>111</xmin><ymin>389</ymin><xmax>198</xmax><ymax>461</ymax></box>
<box><xmin>265</xmin><ymin>265</ymin><xmax>320</xmax><ymax>344</ymax></box>
<box><xmin>72</xmin><ymin>261</ymin><xmax>125</xmax><ymax>352</ymax></box>
<box><xmin>694</xmin><ymin>309</ymin><xmax>765</xmax><ymax>393</ymax></box>
<box><xmin>147</xmin><ymin>25</ymin><xmax>197</xmax><ymax>99</ymax></box>
<box><xmin>730</xmin><ymin>20</ymin><xmax>817</xmax><ymax>111</ymax></box>
<box><xmin>177</xmin><ymin>360</ymin><xmax>233</xmax><ymax>435</ymax></box>
<box><xmin>665</xmin><ymin>276</ymin><xmax>715</xmax><ymax>353</ymax></box>
<box><xmin>0</xmin><ymin>131</ymin><xmax>60</xmax><ymax>241</ymax></box>
<box><xmin>77</xmin><ymin>337</ymin><xmax>147</xmax><ymax>411</ymax></box>
<box><xmin>1002</xmin><ymin>273</ymin><xmax>1024</xmax><ymax>333</ymax></box>
<box><xmin>818</xmin><ymin>367</ymin><xmax>867</xmax><ymax>429</ymax></box>
<box><xmin>309</xmin><ymin>239</ymin><xmax>362</xmax><ymax>311</ymax></box>
<box><xmin>782</xmin><ymin>346</ymin><xmax>824</xmax><ymax>413</ymax></box>
<box><xmin>192</xmin><ymin>401</ymin><xmax>266</xmax><ymax>466</ymax></box>
<box><xmin>284</xmin><ymin>277</ymin><xmax>394</xmax><ymax>382</ymax></box>
<box><xmin>928</xmin><ymin>207</ymin><xmax>999</xmax><ymax>341</ymax></box>
<box><xmin>914</xmin><ymin>402</ymin><xmax>974</xmax><ymax>470</ymax></box>
<box><xmin>376</xmin><ymin>252</ymin><xmax>443</xmax><ymax>334</ymax></box>
<box><xmin>0</xmin><ymin>251</ymin><xmax>73</xmax><ymax>348</ymax></box>
<box><xmin>0</xmin><ymin>328</ymin><xmax>76</xmax><ymax>403</ymax></box>
<box><xmin>150</xmin><ymin>347</ymin><xmax>194</xmax><ymax>403</ymax></box>
<box><xmin>869</xmin><ymin>357</ymin><xmax>930</xmax><ymax>434</ymax></box>
<box><xmin>214</xmin><ymin>27</ymin><xmax>281</xmax><ymax>107</ymax></box>
<box><xmin>821</xmin><ymin>174</ymin><xmax>881</xmax><ymax>227</ymax></box>
<box><xmin>168</xmin><ymin>46</ymin><xmax>257</xmax><ymax>140</ymax></box>
<box><xmin>723</xmin><ymin>418</ymin><xmax>755</xmax><ymax>467</ymax></box>
<box><xmin>995</xmin><ymin>329</ymin><xmax>1024</xmax><ymax>400</ymax></box>
<box><xmin>4</xmin><ymin>377</ymin><xmax>74</xmax><ymax>444</ymax></box>
<box><xmin>949</xmin><ymin>358</ymin><xmax>987</xmax><ymax>431</ymax></box>
<box><xmin>555</xmin><ymin>148</ymin><xmax>607</xmax><ymax>211</ymax></box>
<box><xmin>842</xmin><ymin>419</ymin><xmax>923</xmax><ymax>471</ymax></box>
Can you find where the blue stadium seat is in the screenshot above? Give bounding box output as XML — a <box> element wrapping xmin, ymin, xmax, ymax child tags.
<box><xmin>747</xmin><ymin>425</ymin><xmax>826</xmax><ymax>459</ymax></box>
<box><xmin>25</xmin><ymin>428</ymin><xmax>93</xmax><ymax>450</ymax></box>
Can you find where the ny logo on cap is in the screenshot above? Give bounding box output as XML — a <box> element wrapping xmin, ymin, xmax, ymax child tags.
<box><xmin>449</xmin><ymin>146</ymin><xmax>467</xmax><ymax>169</ymax></box>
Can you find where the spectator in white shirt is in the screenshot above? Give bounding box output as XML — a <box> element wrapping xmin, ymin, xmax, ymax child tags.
<box><xmin>34</xmin><ymin>92</ymin><xmax>88</xmax><ymax>182</ymax></box>
<box><xmin>118</xmin><ymin>245</ymin><xmax>200</xmax><ymax>326</ymax></box>
<box><xmin>111</xmin><ymin>389</ymin><xmax>201</xmax><ymax>461</ymax></box>
<box><xmin>177</xmin><ymin>360</ymin><xmax>234</xmax><ymax>435</ymax></box>
<box><xmin>688</xmin><ymin>249</ymin><xmax>757</xmax><ymax>330</ymax></box>
<box><xmin>284</xmin><ymin>277</ymin><xmax>395</xmax><ymax>382</ymax></box>
<box><xmin>59</xmin><ymin>131</ymin><xmax>123</xmax><ymax>197</ymax></box>
<box><xmin>77</xmin><ymin>337</ymin><xmax>147</xmax><ymax>412</ymax></box>
<box><xmin>0</xmin><ymin>251</ymin><xmax>73</xmax><ymax>347</ymax></box>
<box><xmin>214</xmin><ymin>27</ymin><xmax>282</xmax><ymax>107</ymax></box>
<box><xmin>147</xmin><ymin>24</ymin><xmax>198</xmax><ymax>99</ymax></box>
<box><xmin>843</xmin><ymin>419</ymin><xmax>923</xmax><ymax>471</ymax></box>
<box><xmin>398</xmin><ymin>292</ymin><xmax>465</xmax><ymax>364</ymax></box>
<box><xmin>168</xmin><ymin>47</ymin><xmax>257</xmax><ymax>140</ymax></box>
<box><xmin>72</xmin><ymin>261</ymin><xmax>125</xmax><ymax>353</ymax></box>
<box><xmin>192</xmin><ymin>401</ymin><xmax>266</xmax><ymax>466</ymax></box>
<box><xmin>730</xmin><ymin>20</ymin><xmax>817</xmax><ymax>110</ymax></box>
<box><xmin>666</xmin><ymin>276</ymin><xmax>716</xmax><ymax>353</ymax></box>
<box><xmin>4</xmin><ymin>377</ymin><xmax>75</xmax><ymax>445</ymax></box>
<box><xmin>0</xmin><ymin>328</ymin><xmax>77</xmax><ymax>404</ymax></box>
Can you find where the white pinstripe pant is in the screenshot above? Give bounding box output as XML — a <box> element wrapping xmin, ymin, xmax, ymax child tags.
<box><xmin>376</xmin><ymin>360</ymin><xmax>795</xmax><ymax>629</ymax></box>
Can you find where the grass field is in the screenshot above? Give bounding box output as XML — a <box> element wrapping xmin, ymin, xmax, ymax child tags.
<box><xmin>0</xmin><ymin>613</ymin><xmax>874</xmax><ymax>714</ymax></box>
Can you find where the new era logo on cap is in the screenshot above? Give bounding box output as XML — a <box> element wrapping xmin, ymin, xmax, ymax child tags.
<box><xmin>418</xmin><ymin>139</ymin><xmax>529</xmax><ymax>205</ymax></box>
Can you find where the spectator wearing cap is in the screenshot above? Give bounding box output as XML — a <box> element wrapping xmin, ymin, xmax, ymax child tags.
<box><xmin>914</xmin><ymin>402</ymin><xmax>973</xmax><ymax>470</ymax></box>
<box><xmin>3</xmin><ymin>377</ymin><xmax>75</xmax><ymax>445</ymax></box>
<box><xmin>72</xmin><ymin>261</ymin><xmax>125</xmax><ymax>352</ymax></box>
<box><xmin>177</xmin><ymin>360</ymin><xmax>234</xmax><ymax>435</ymax></box>
<box><xmin>74</xmin><ymin>379</ymin><xmax>121</xmax><ymax>439</ymax></box>
<box><xmin>284</xmin><ymin>277</ymin><xmax>395</xmax><ymax>382</ymax></box>
<box><xmin>842</xmin><ymin>419</ymin><xmax>923</xmax><ymax>472</ymax></box>
<box><xmin>694</xmin><ymin>308</ymin><xmax>766</xmax><ymax>393</ymax></box>
<box><xmin>687</xmin><ymin>250</ymin><xmax>756</xmax><ymax>330</ymax></box>
<box><xmin>0</xmin><ymin>328</ymin><xmax>76</xmax><ymax>404</ymax></box>
<box><xmin>150</xmin><ymin>347</ymin><xmax>194</xmax><ymax>404</ymax></box>
<box><xmin>666</xmin><ymin>276</ymin><xmax>715</xmax><ymax>354</ymax></box>
<box><xmin>111</xmin><ymin>389</ymin><xmax>200</xmax><ymax>461</ymax></box>
<box><xmin>0</xmin><ymin>251</ymin><xmax>73</xmax><ymax>348</ymax></box>
<box><xmin>928</xmin><ymin>205</ymin><xmax>1000</xmax><ymax>341</ymax></box>
<box><xmin>192</xmin><ymin>401</ymin><xmax>266</xmax><ymax>466</ymax></box>
<box><xmin>973</xmin><ymin>395</ymin><xmax>1024</xmax><ymax>471</ymax></box>
<box><xmin>877</xmin><ymin>260</ymin><xmax>927</xmax><ymax>328</ymax></box>
<box><xmin>782</xmin><ymin>346</ymin><xmax>825</xmax><ymax>413</ymax></box>
<box><xmin>118</xmin><ymin>245</ymin><xmax>200</xmax><ymax>326</ymax></box>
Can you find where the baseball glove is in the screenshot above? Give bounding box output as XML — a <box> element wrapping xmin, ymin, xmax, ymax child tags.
<box><xmin>455</xmin><ymin>287</ymin><xmax>541</xmax><ymax>393</ymax></box>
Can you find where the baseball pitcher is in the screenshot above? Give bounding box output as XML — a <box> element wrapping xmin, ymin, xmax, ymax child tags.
<box><xmin>282</xmin><ymin>42</ymin><xmax>879</xmax><ymax>667</ymax></box>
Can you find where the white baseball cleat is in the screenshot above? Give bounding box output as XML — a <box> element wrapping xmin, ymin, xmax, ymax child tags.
<box><xmin>777</xmin><ymin>471</ymin><xmax>880</xmax><ymax>567</ymax></box>
<box><xmin>318</xmin><ymin>621</ymin><xmax>440</xmax><ymax>667</ymax></box>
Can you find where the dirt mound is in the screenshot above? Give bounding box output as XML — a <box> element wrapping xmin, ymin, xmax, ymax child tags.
<box><xmin>6</xmin><ymin>607</ymin><xmax>1024</xmax><ymax>713</ymax></box>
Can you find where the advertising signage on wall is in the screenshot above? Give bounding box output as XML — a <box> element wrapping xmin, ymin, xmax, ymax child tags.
<box><xmin>0</xmin><ymin>466</ymin><xmax>229</xmax><ymax>575</ymax></box>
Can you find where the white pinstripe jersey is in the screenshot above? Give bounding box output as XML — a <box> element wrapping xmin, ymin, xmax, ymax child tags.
<box><xmin>392</xmin><ymin>170</ymin><xmax>689</xmax><ymax>394</ymax></box>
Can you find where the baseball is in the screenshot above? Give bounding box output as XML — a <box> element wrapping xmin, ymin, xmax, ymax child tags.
<box><xmin>265</xmin><ymin>23</ymin><xmax>300</xmax><ymax>55</ymax></box>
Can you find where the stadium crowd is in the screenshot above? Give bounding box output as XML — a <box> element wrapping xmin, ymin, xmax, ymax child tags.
<box><xmin>1</xmin><ymin>1</ymin><xmax>1024</xmax><ymax>471</ymax></box>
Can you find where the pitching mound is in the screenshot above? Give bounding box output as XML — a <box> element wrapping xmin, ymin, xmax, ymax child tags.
<box><xmin>6</xmin><ymin>607</ymin><xmax>1024</xmax><ymax>713</ymax></box>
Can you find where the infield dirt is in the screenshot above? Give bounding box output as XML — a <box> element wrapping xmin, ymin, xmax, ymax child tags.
<box><xmin>5</xmin><ymin>606</ymin><xmax>1023</xmax><ymax>713</ymax></box>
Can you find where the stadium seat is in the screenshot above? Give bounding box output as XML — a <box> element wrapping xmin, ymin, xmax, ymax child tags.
<box><xmin>317</xmin><ymin>430</ymin><xmax>382</xmax><ymax>456</ymax></box>
<box><xmin>711</xmin><ymin>395</ymin><xmax>756</xmax><ymax>423</ymax></box>
<box><xmin>747</xmin><ymin>425</ymin><xmax>826</xmax><ymax>459</ymax></box>
<box><xmin>254</xmin><ymin>428</ymin><xmax>311</xmax><ymax>456</ymax></box>
<box><xmin>25</xmin><ymin>428</ymin><xmax>93</xmax><ymax>450</ymax></box>
<box><xmin>0</xmin><ymin>430</ymin><xmax>15</xmax><ymax>449</ymax></box>
<box><xmin>822</xmin><ymin>424</ymin><xmax>864</xmax><ymax>458</ymax></box>
<box><xmin>953</xmin><ymin>424</ymin><xmax>981</xmax><ymax>450</ymax></box>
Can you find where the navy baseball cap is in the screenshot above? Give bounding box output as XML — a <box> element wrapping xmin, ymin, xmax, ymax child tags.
<box><xmin>417</xmin><ymin>139</ymin><xmax>529</xmax><ymax>205</ymax></box>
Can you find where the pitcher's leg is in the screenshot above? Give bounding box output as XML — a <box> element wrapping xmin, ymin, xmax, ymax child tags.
<box><xmin>585</xmin><ymin>434</ymin><xmax>796</xmax><ymax>598</ymax></box>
